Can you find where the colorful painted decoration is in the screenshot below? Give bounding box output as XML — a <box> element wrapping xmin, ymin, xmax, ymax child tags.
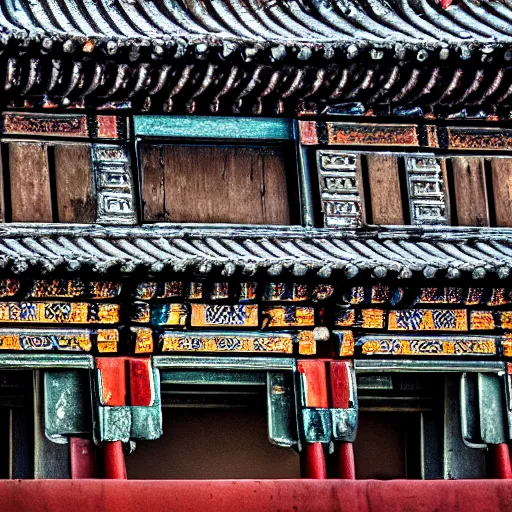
<box><xmin>414</xmin><ymin>288</ymin><xmax>464</xmax><ymax>305</ymax></box>
<box><xmin>361</xmin><ymin>309</ymin><xmax>386</xmax><ymax>329</ymax></box>
<box><xmin>263</xmin><ymin>283</ymin><xmax>308</xmax><ymax>301</ymax></box>
<box><xmin>190</xmin><ymin>304</ymin><xmax>258</xmax><ymax>327</ymax></box>
<box><xmin>312</xmin><ymin>285</ymin><xmax>335</xmax><ymax>301</ymax></box>
<box><xmin>0</xmin><ymin>328</ymin><xmax>95</xmax><ymax>351</ymax></box>
<box><xmin>470</xmin><ymin>311</ymin><xmax>496</xmax><ymax>330</ymax></box>
<box><xmin>341</xmin><ymin>287</ymin><xmax>391</xmax><ymax>305</ymax></box>
<box><xmin>263</xmin><ymin>306</ymin><xmax>315</xmax><ymax>327</ymax></box>
<box><xmin>358</xmin><ymin>335</ymin><xmax>496</xmax><ymax>356</ymax></box>
<box><xmin>161</xmin><ymin>332</ymin><xmax>293</xmax><ymax>354</ymax></box>
<box><xmin>97</xmin><ymin>329</ymin><xmax>119</xmax><ymax>353</ymax></box>
<box><xmin>29</xmin><ymin>279</ymin><xmax>121</xmax><ymax>299</ymax></box>
<box><xmin>298</xmin><ymin>331</ymin><xmax>316</xmax><ymax>355</ymax></box>
<box><xmin>210</xmin><ymin>283</ymin><xmax>229</xmax><ymax>300</ymax></box>
<box><xmin>388</xmin><ymin>309</ymin><xmax>467</xmax><ymax>331</ymax></box>
<box><xmin>0</xmin><ymin>302</ymin><xmax>119</xmax><ymax>324</ymax></box>
<box><xmin>0</xmin><ymin>279</ymin><xmax>20</xmax><ymax>297</ymax></box>
<box><xmin>335</xmin><ymin>331</ymin><xmax>355</xmax><ymax>357</ymax></box>
<box><xmin>132</xmin><ymin>327</ymin><xmax>154</xmax><ymax>354</ymax></box>
<box><xmin>239</xmin><ymin>282</ymin><xmax>257</xmax><ymax>301</ymax></box>
<box><xmin>188</xmin><ymin>282</ymin><xmax>203</xmax><ymax>299</ymax></box>
<box><xmin>134</xmin><ymin>281</ymin><xmax>183</xmax><ymax>300</ymax></box>
<box><xmin>2</xmin><ymin>112</ymin><xmax>89</xmax><ymax>137</ymax></box>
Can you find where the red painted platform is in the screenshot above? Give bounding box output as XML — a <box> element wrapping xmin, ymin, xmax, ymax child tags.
<box><xmin>0</xmin><ymin>480</ymin><xmax>511</xmax><ymax>511</ymax></box>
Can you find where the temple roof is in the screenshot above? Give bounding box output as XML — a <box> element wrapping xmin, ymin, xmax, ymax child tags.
<box><xmin>1</xmin><ymin>0</ymin><xmax>512</xmax><ymax>55</ymax></box>
<box><xmin>1</xmin><ymin>224</ymin><xmax>512</xmax><ymax>280</ymax></box>
<box><xmin>1</xmin><ymin>1</ymin><xmax>511</xmax><ymax>114</ymax></box>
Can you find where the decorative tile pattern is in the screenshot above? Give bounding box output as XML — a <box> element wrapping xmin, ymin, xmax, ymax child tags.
<box><xmin>389</xmin><ymin>309</ymin><xmax>467</xmax><ymax>331</ymax></box>
<box><xmin>298</xmin><ymin>331</ymin><xmax>316</xmax><ymax>355</ymax></box>
<box><xmin>316</xmin><ymin>151</ymin><xmax>362</xmax><ymax>227</ymax></box>
<box><xmin>466</xmin><ymin>288</ymin><xmax>485</xmax><ymax>305</ymax></box>
<box><xmin>2</xmin><ymin>113</ymin><xmax>88</xmax><ymax>137</ymax></box>
<box><xmin>358</xmin><ymin>335</ymin><xmax>496</xmax><ymax>356</ymax></box>
<box><xmin>131</xmin><ymin>302</ymin><xmax>151</xmax><ymax>323</ymax></box>
<box><xmin>132</xmin><ymin>327</ymin><xmax>154</xmax><ymax>354</ymax></box>
<box><xmin>0</xmin><ymin>329</ymin><xmax>95</xmax><ymax>351</ymax></box>
<box><xmin>91</xmin><ymin>144</ymin><xmax>136</xmax><ymax>225</ymax></box>
<box><xmin>263</xmin><ymin>283</ymin><xmax>308</xmax><ymax>301</ymax></box>
<box><xmin>264</xmin><ymin>306</ymin><xmax>314</xmax><ymax>327</ymax></box>
<box><xmin>0</xmin><ymin>302</ymin><xmax>119</xmax><ymax>324</ymax></box>
<box><xmin>30</xmin><ymin>279</ymin><xmax>121</xmax><ymax>299</ymax></box>
<box><xmin>405</xmin><ymin>155</ymin><xmax>448</xmax><ymax>225</ymax></box>
<box><xmin>190</xmin><ymin>304</ymin><xmax>258</xmax><ymax>327</ymax></box>
<box><xmin>161</xmin><ymin>332</ymin><xmax>293</xmax><ymax>354</ymax></box>
<box><xmin>97</xmin><ymin>329</ymin><xmax>119</xmax><ymax>353</ymax></box>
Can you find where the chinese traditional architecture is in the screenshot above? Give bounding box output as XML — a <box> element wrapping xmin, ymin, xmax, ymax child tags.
<box><xmin>0</xmin><ymin>0</ymin><xmax>512</xmax><ymax>506</ymax></box>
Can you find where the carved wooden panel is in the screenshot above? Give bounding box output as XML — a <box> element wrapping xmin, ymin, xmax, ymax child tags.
<box><xmin>316</xmin><ymin>151</ymin><xmax>365</xmax><ymax>228</ymax></box>
<box><xmin>405</xmin><ymin>155</ymin><xmax>449</xmax><ymax>226</ymax></box>
<box><xmin>141</xmin><ymin>144</ymin><xmax>291</xmax><ymax>225</ymax></box>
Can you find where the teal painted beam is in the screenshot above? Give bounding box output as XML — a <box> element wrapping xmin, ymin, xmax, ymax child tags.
<box><xmin>133</xmin><ymin>116</ymin><xmax>293</xmax><ymax>140</ymax></box>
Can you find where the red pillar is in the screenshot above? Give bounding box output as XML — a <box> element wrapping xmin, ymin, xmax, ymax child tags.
<box><xmin>103</xmin><ymin>441</ymin><xmax>127</xmax><ymax>479</ymax></box>
<box><xmin>298</xmin><ymin>361</ymin><xmax>328</xmax><ymax>479</ymax></box>
<box><xmin>303</xmin><ymin>443</ymin><xmax>327</xmax><ymax>479</ymax></box>
<box><xmin>70</xmin><ymin>438</ymin><xmax>97</xmax><ymax>479</ymax></box>
<box><xmin>491</xmin><ymin>444</ymin><xmax>512</xmax><ymax>479</ymax></box>
<box><xmin>337</xmin><ymin>443</ymin><xmax>356</xmax><ymax>480</ymax></box>
<box><xmin>330</xmin><ymin>361</ymin><xmax>356</xmax><ymax>479</ymax></box>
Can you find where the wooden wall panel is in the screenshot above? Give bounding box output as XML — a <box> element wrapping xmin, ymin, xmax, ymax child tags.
<box><xmin>366</xmin><ymin>154</ymin><xmax>404</xmax><ymax>224</ymax></box>
<box><xmin>452</xmin><ymin>157</ymin><xmax>489</xmax><ymax>227</ymax></box>
<box><xmin>54</xmin><ymin>144</ymin><xmax>96</xmax><ymax>223</ymax></box>
<box><xmin>492</xmin><ymin>158</ymin><xmax>512</xmax><ymax>227</ymax></box>
<box><xmin>142</xmin><ymin>145</ymin><xmax>291</xmax><ymax>225</ymax></box>
<box><xmin>9</xmin><ymin>142</ymin><xmax>52</xmax><ymax>222</ymax></box>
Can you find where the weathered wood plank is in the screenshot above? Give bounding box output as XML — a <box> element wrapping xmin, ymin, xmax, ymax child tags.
<box><xmin>491</xmin><ymin>158</ymin><xmax>512</xmax><ymax>227</ymax></box>
<box><xmin>54</xmin><ymin>144</ymin><xmax>96</xmax><ymax>223</ymax></box>
<box><xmin>452</xmin><ymin>157</ymin><xmax>489</xmax><ymax>227</ymax></box>
<box><xmin>142</xmin><ymin>145</ymin><xmax>291</xmax><ymax>225</ymax></box>
<box><xmin>9</xmin><ymin>142</ymin><xmax>52</xmax><ymax>222</ymax></box>
<box><xmin>366</xmin><ymin>154</ymin><xmax>404</xmax><ymax>224</ymax></box>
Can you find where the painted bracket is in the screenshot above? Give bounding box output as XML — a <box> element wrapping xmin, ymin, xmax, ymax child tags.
<box><xmin>267</xmin><ymin>372</ymin><xmax>298</xmax><ymax>448</ymax></box>
<box><xmin>44</xmin><ymin>370</ymin><xmax>93</xmax><ymax>442</ymax></box>
<box><xmin>302</xmin><ymin>408</ymin><xmax>332</xmax><ymax>443</ymax></box>
<box><xmin>460</xmin><ymin>372</ymin><xmax>507</xmax><ymax>446</ymax></box>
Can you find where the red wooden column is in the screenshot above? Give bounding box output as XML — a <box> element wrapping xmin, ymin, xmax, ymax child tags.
<box><xmin>70</xmin><ymin>438</ymin><xmax>97</xmax><ymax>479</ymax></box>
<box><xmin>490</xmin><ymin>444</ymin><xmax>512</xmax><ymax>479</ymax></box>
<box><xmin>96</xmin><ymin>358</ymin><xmax>128</xmax><ymax>480</ymax></box>
<box><xmin>330</xmin><ymin>361</ymin><xmax>356</xmax><ymax>480</ymax></box>
<box><xmin>298</xmin><ymin>361</ymin><xmax>328</xmax><ymax>479</ymax></box>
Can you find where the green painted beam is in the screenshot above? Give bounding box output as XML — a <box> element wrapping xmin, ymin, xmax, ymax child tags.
<box><xmin>134</xmin><ymin>116</ymin><xmax>293</xmax><ymax>140</ymax></box>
